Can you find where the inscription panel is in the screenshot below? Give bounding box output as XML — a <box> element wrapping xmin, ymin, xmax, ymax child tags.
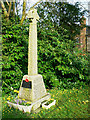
<box><xmin>22</xmin><ymin>80</ymin><xmax>32</xmax><ymax>89</ymax></box>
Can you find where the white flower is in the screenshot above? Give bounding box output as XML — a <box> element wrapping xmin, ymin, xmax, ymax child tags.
<box><xmin>11</xmin><ymin>87</ymin><xmax>13</xmax><ymax>90</ymax></box>
<box><xmin>85</xmin><ymin>100</ymin><xmax>89</xmax><ymax>103</ymax></box>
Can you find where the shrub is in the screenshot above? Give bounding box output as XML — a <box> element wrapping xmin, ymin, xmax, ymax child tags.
<box><xmin>2</xmin><ymin>17</ymin><xmax>89</xmax><ymax>93</ymax></box>
<box><xmin>37</xmin><ymin>24</ymin><xmax>89</xmax><ymax>89</ymax></box>
<box><xmin>2</xmin><ymin>18</ymin><xmax>29</xmax><ymax>93</ymax></box>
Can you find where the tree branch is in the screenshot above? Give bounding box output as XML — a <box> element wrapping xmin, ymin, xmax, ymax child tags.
<box><xmin>7</xmin><ymin>2</ymin><xmax>12</xmax><ymax>17</ymax></box>
<box><xmin>1</xmin><ymin>1</ymin><xmax>8</xmax><ymax>17</ymax></box>
<box><xmin>6</xmin><ymin>0</ymin><xmax>10</xmax><ymax>6</ymax></box>
<box><xmin>22</xmin><ymin>0</ymin><xmax>26</xmax><ymax>17</ymax></box>
<box><xmin>20</xmin><ymin>0</ymin><xmax>42</xmax><ymax>25</ymax></box>
<box><xmin>13</xmin><ymin>1</ymin><xmax>15</xmax><ymax>16</ymax></box>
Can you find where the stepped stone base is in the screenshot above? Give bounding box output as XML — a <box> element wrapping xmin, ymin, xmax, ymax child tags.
<box><xmin>7</xmin><ymin>74</ymin><xmax>53</xmax><ymax>112</ymax></box>
<box><xmin>7</xmin><ymin>93</ymin><xmax>51</xmax><ymax>113</ymax></box>
<box><xmin>32</xmin><ymin>93</ymin><xmax>51</xmax><ymax>111</ymax></box>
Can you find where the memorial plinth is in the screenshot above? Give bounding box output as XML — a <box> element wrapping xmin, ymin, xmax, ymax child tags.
<box><xmin>18</xmin><ymin>74</ymin><xmax>47</xmax><ymax>102</ymax></box>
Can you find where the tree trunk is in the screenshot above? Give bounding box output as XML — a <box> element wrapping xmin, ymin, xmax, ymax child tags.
<box><xmin>22</xmin><ymin>0</ymin><xmax>26</xmax><ymax>17</ymax></box>
<box><xmin>7</xmin><ymin>2</ymin><xmax>12</xmax><ymax>18</ymax></box>
<box><xmin>13</xmin><ymin>1</ymin><xmax>15</xmax><ymax>16</ymax></box>
<box><xmin>1</xmin><ymin>1</ymin><xmax>12</xmax><ymax>21</ymax></box>
<box><xmin>1</xmin><ymin>1</ymin><xmax>8</xmax><ymax>17</ymax></box>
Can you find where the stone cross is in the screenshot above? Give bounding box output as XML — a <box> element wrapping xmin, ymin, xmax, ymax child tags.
<box><xmin>17</xmin><ymin>8</ymin><xmax>51</xmax><ymax>108</ymax></box>
<box><xmin>27</xmin><ymin>8</ymin><xmax>39</xmax><ymax>76</ymax></box>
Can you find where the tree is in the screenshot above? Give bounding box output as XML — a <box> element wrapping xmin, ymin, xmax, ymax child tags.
<box><xmin>37</xmin><ymin>22</ymin><xmax>89</xmax><ymax>89</ymax></box>
<box><xmin>36</xmin><ymin>1</ymin><xmax>86</xmax><ymax>41</ymax></box>
<box><xmin>36</xmin><ymin>2</ymin><xmax>89</xmax><ymax>88</ymax></box>
<box><xmin>1</xmin><ymin>1</ymin><xmax>12</xmax><ymax>20</ymax></box>
<box><xmin>2</xmin><ymin>1</ymin><xmax>89</xmax><ymax>92</ymax></box>
<box><xmin>1</xmin><ymin>0</ymin><xmax>42</xmax><ymax>24</ymax></box>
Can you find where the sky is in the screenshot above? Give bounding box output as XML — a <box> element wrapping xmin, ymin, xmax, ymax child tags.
<box><xmin>27</xmin><ymin>0</ymin><xmax>89</xmax><ymax>9</ymax></box>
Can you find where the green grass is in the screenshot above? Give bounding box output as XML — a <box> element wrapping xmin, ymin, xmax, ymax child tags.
<box><xmin>2</xmin><ymin>86</ymin><xmax>89</xmax><ymax>119</ymax></box>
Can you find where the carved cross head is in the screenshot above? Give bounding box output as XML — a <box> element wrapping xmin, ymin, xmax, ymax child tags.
<box><xmin>27</xmin><ymin>8</ymin><xmax>39</xmax><ymax>21</ymax></box>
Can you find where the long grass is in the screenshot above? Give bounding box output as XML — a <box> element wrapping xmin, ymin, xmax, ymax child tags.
<box><xmin>2</xmin><ymin>86</ymin><xmax>89</xmax><ymax>119</ymax></box>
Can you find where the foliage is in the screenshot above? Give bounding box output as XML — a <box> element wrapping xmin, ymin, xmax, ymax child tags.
<box><xmin>2</xmin><ymin>2</ymin><xmax>89</xmax><ymax>92</ymax></box>
<box><xmin>2</xmin><ymin>86</ymin><xmax>89</xmax><ymax>118</ymax></box>
<box><xmin>37</xmin><ymin>23</ymin><xmax>89</xmax><ymax>89</ymax></box>
<box><xmin>36</xmin><ymin>2</ymin><xmax>89</xmax><ymax>89</ymax></box>
<box><xmin>36</xmin><ymin>2</ymin><xmax>86</xmax><ymax>41</ymax></box>
<box><xmin>2</xmin><ymin>17</ymin><xmax>29</xmax><ymax>93</ymax></box>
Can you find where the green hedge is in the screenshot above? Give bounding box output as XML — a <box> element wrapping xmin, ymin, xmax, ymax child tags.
<box><xmin>37</xmin><ymin>24</ymin><xmax>89</xmax><ymax>89</ymax></box>
<box><xmin>2</xmin><ymin>18</ymin><xmax>28</xmax><ymax>93</ymax></box>
<box><xmin>2</xmin><ymin>18</ymin><xmax>89</xmax><ymax>93</ymax></box>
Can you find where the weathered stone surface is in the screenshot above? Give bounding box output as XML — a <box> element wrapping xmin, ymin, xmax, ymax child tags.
<box><xmin>32</xmin><ymin>93</ymin><xmax>51</xmax><ymax>111</ymax></box>
<box><xmin>28</xmin><ymin>8</ymin><xmax>39</xmax><ymax>76</ymax></box>
<box><xmin>27</xmin><ymin>8</ymin><xmax>39</xmax><ymax>20</ymax></box>
<box><xmin>19</xmin><ymin>87</ymin><xmax>32</xmax><ymax>101</ymax></box>
<box><xmin>17</xmin><ymin>8</ymin><xmax>52</xmax><ymax>112</ymax></box>
<box><xmin>19</xmin><ymin>74</ymin><xmax>47</xmax><ymax>102</ymax></box>
<box><xmin>7</xmin><ymin>93</ymin><xmax>51</xmax><ymax>113</ymax></box>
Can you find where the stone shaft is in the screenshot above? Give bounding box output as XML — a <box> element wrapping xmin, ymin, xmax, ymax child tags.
<box><xmin>28</xmin><ymin>19</ymin><xmax>37</xmax><ymax>75</ymax></box>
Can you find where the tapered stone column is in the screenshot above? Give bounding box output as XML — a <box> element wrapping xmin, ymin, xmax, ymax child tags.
<box><xmin>27</xmin><ymin>9</ymin><xmax>39</xmax><ymax>75</ymax></box>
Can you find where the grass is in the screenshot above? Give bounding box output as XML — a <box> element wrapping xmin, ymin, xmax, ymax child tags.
<box><xmin>2</xmin><ymin>86</ymin><xmax>89</xmax><ymax>119</ymax></box>
<box><xmin>44</xmin><ymin>99</ymin><xmax>54</xmax><ymax>105</ymax></box>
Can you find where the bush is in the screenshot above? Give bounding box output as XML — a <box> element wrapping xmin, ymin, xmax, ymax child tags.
<box><xmin>2</xmin><ymin>17</ymin><xmax>89</xmax><ymax>93</ymax></box>
<box><xmin>37</xmin><ymin>23</ymin><xmax>89</xmax><ymax>89</ymax></box>
<box><xmin>2</xmin><ymin>18</ymin><xmax>29</xmax><ymax>93</ymax></box>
